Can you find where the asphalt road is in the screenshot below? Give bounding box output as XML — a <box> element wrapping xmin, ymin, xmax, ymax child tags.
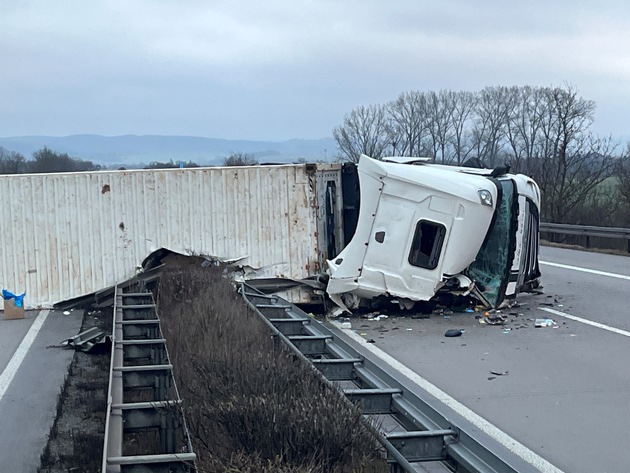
<box><xmin>340</xmin><ymin>245</ymin><xmax>630</xmax><ymax>473</ymax></box>
<box><xmin>1</xmin><ymin>245</ymin><xmax>627</xmax><ymax>472</ymax></box>
<box><xmin>0</xmin><ymin>309</ymin><xmax>82</xmax><ymax>472</ymax></box>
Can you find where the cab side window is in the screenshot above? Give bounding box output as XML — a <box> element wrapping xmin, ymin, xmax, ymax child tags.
<box><xmin>408</xmin><ymin>220</ymin><xmax>446</xmax><ymax>269</ymax></box>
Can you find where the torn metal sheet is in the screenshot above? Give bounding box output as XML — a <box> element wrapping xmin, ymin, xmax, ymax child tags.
<box><xmin>62</xmin><ymin>327</ymin><xmax>112</xmax><ymax>353</ymax></box>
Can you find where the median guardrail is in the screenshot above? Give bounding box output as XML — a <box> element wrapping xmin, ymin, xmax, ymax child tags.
<box><xmin>540</xmin><ymin>222</ymin><xmax>630</xmax><ymax>252</ymax></box>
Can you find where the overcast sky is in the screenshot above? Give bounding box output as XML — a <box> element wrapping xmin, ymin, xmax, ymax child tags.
<box><xmin>2</xmin><ymin>1</ymin><xmax>630</xmax><ymax>141</ymax></box>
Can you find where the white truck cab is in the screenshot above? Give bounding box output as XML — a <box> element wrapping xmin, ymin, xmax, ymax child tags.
<box><xmin>326</xmin><ymin>155</ymin><xmax>541</xmax><ymax>311</ymax></box>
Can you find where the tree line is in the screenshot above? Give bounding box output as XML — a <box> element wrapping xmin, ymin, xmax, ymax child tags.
<box><xmin>0</xmin><ymin>146</ymin><xmax>101</xmax><ymax>174</ymax></box>
<box><xmin>333</xmin><ymin>84</ymin><xmax>630</xmax><ymax>227</ymax></box>
<box><xmin>0</xmin><ymin>147</ymin><xmax>261</xmax><ymax>173</ymax></box>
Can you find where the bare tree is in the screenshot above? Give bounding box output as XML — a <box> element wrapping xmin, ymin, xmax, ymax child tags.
<box><xmin>223</xmin><ymin>152</ymin><xmax>258</xmax><ymax>166</ymax></box>
<box><xmin>471</xmin><ymin>86</ymin><xmax>513</xmax><ymax>167</ymax></box>
<box><xmin>504</xmin><ymin>86</ymin><xmax>547</xmax><ymax>173</ymax></box>
<box><xmin>333</xmin><ymin>104</ymin><xmax>390</xmax><ymax>162</ymax></box>
<box><xmin>617</xmin><ymin>144</ymin><xmax>630</xmax><ymax>211</ymax></box>
<box><xmin>426</xmin><ymin>90</ymin><xmax>457</xmax><ymax>163</ymax></box>
<box><xmin>386</xmin><ymin>91</ymin><xmax>429</xmax><ymax>157</ymax></box>
<box><xmin>29</xmin><ymin>147</ymin><xmax>100</xmax><ymax>173</ymax></box>
<box><xmin>611</xmin><ymin>142</ymin><xmax>630</xmax><ymax>227</ymax></box>
<box><xmin>530</xmin><ymin>86</ymin><xmax>617</xmax><ymax>222</ymax></box>
<box><xmin>0</xmin><ymin>147</ymin><xmax>26</xmax><ymax>174</ymax></box>
<box><xmin>449</xmin><ymin>91</ymin><xmax>477</xmax><ymax>164</ymax></box>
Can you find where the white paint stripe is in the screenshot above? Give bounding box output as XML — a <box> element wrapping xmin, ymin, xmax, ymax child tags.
<box><xmin>539</xmin><ymin>260</ymin><xmax>630</xmax><ymax>281</ymax></box>
<box><xmin>0</xmin><ymin>310</ymin><xmax>50</xmax><ymax>400</ymax></box>
<box><xmin>332</xmin><ymin>321</ymin><xmax>565</xmax><ymax>473</ymax></box>
<box><xmin>540</xmin><ymin>307</ymin><xmax>630</xmax><ymax>338</ymax></box>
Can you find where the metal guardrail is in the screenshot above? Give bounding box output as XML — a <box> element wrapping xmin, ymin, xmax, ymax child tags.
<box><xmin>540</xmin><ymin>222</ymin><xmax>630</xmax><ymax>239</ymax></box>
<box><xmin>102</xmin><ymin>284</ymin><xmax>196</xmax><ymax>473</ymax></box>
<box><xmin>540</xmin><ymin>222</ymin><xmax>630</xmax><ymax>252</ymax></box>
<box><xmin>241</xmin><ymin>285</ymin><xmax>539</xmax><ymax>473</ymax></box>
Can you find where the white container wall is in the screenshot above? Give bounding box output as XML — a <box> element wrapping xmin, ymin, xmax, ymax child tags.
<box><xmin>0</xmin><ymin>164</ymin><xmax>325</xmax><ymax>308</ymax></box>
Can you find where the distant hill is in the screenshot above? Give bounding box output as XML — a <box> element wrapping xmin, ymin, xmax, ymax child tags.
<box><xmin>0</xmin><ymin>134</ymin><xmax>337</xmax><ymax>166</ymax></box>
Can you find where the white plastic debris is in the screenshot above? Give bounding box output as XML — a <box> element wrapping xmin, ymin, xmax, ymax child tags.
<box><xmin>340</xmin><ymin>321</ymin><xmax>352</xmax><ymax>329</ymax></box>
<box><xmin>63</xmin><ymin>311</ymin><xmax>71</xmax><ymax>316</ymax></box>
<box><xmin>535</xmin><ymin>318</ymin><xmax>557</xmax><ymax>328</ymax></box>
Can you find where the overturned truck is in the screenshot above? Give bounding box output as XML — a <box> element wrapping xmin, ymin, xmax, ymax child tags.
<box><xmin>0</xmin><ymin>155</ymin><xmax>539</xmax><ymax>311</ymax></box>
<box><xmin>325</xmin><ymin>155</ymin><xmax>541</xmax><ymax>312</ymax></box>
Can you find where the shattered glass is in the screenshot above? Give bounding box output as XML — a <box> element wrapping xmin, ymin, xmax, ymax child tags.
<box><xmin>466</xmin><ymin>179</ymin><xmax>516</xmax><ymax>307</ymax></box>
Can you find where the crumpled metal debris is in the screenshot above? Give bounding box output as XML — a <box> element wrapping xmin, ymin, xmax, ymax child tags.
<box><xmin>61</xmin><ymin>327</ymin><xmax>112</xmax><ymax>354</ymax></box>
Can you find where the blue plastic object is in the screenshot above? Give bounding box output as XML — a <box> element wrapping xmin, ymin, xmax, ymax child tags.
<box><xmin>2</xmin><ymin>289</ymin><xmax>26</xmax><ymax>308</ymax></box>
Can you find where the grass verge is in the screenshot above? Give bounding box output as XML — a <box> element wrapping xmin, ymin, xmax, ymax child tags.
<box><xmin>157</xmin><ymin>265</ymin><xmax>388</xmax><ymax>473</ymax></box>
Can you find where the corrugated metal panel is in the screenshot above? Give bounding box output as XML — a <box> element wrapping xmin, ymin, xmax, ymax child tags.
<box><xmin>0</xmin><ymin>164</ymin><xmax>332</xmax><ymax>308</ymax></box>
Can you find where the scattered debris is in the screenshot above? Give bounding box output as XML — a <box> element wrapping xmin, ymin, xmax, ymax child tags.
<box><xmin>63</xmin><ymin>310</ymin><xmax>71</xmax><ymax>316</ymax></box>
<box><xmin>444</xmin><ymin>329</ymin><xmax>464</xmax><ymax>337</ymax></box>
<box><xmin>490</xmin><ymin>370</ymin><xmax>509</xmax><ymax>376</ymax></box>
<box><xmin>485</xmin><ymin>313</ymin><xmax>508</xmax><ymax>325</ymax></box>
<box><xmin>61</xmin><ymin>327</ymin><xmax>112</xmax><ymax>354</ymax></box>
<box><xmin>340</xmin><ymin>322</ymin><xmax>352</xmax><ymax>329</ymax></box>
<box><xmin>366</xmin><ymin>339</ymin><xmax>376</xmax><ymax>344</ymax></box>
<box><xmin>535</xmin><ymin>318</ymin><xmax>557</xmax><ymax>328</ymax></box>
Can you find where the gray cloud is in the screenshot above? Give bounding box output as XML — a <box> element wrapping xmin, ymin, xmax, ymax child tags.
<box><xmin>1</xmin><ymin>0</ymin><xmax>629</xmax><ymax>140</ymax></box>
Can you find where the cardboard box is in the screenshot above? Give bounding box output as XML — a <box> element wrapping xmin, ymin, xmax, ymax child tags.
<box><xmin>3</xmin><ymin>298</ymin><xmax>25</xmax><ymax>320</ymax></box>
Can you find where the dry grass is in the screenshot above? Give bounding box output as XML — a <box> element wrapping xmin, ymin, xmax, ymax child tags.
<box><xmin>157</xmin><ymin>265</ymin><xmax>387</xmax><ymax>473</ymax></box>
<box><xmin>38</xmin><ymin>309</ymin><xmax>112</xmax><ymax>473</ymax></box>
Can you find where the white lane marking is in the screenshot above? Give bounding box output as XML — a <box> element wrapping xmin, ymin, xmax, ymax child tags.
<box><xmin>0</xmin><ymin>310</ymin><xmax>50</xmax><ymax>400</ymax></box>
<box><xmin>539</xmin><ymin>261</ymin><xmax>630</xmax><ymax>281</ymax></box>
<box><xmin>332</xmin><ymin>322</ymin><xmax>565</xmax><ymax>473</ymax></box>
<box><xmin>540</xmin><ymin>307</ymin><xmax>630</xmax><ymax>338</ymax></box>
<box><xmin>332</xmin><ymin>322</ymin><xmax>563</xmax><ymax>473</ymax></box>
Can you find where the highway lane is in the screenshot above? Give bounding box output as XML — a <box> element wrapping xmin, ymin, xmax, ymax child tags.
<box><xmin>539</xmin><ymin>246</ymin><xmax>630</xmax><ymax>331</ymax></box>
<box><xmin>338</xmin><ymin>245</ymin><xmax>630</xmax><ymax>473</ymax></box>
<box><xmin>0</xmin><ymin>245</ymin><xmax>626</xmax><ymax>472</ymax></box>
<box><xmin>0</xmin><ymin>309</ymin><xmax>82</xmax><ymax>471</ymax></box>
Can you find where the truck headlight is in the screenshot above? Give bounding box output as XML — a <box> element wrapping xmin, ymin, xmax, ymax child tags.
<box><xmin>478</xmin><ymin>189</ymin><xmax>493</xmax><ymax>207</ymax></box>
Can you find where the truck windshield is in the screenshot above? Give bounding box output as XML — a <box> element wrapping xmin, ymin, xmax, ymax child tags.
<box><xmin>465</xmin><ymin>179</ymin><xmax>517</xmax><ymax>307</ymax></box>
